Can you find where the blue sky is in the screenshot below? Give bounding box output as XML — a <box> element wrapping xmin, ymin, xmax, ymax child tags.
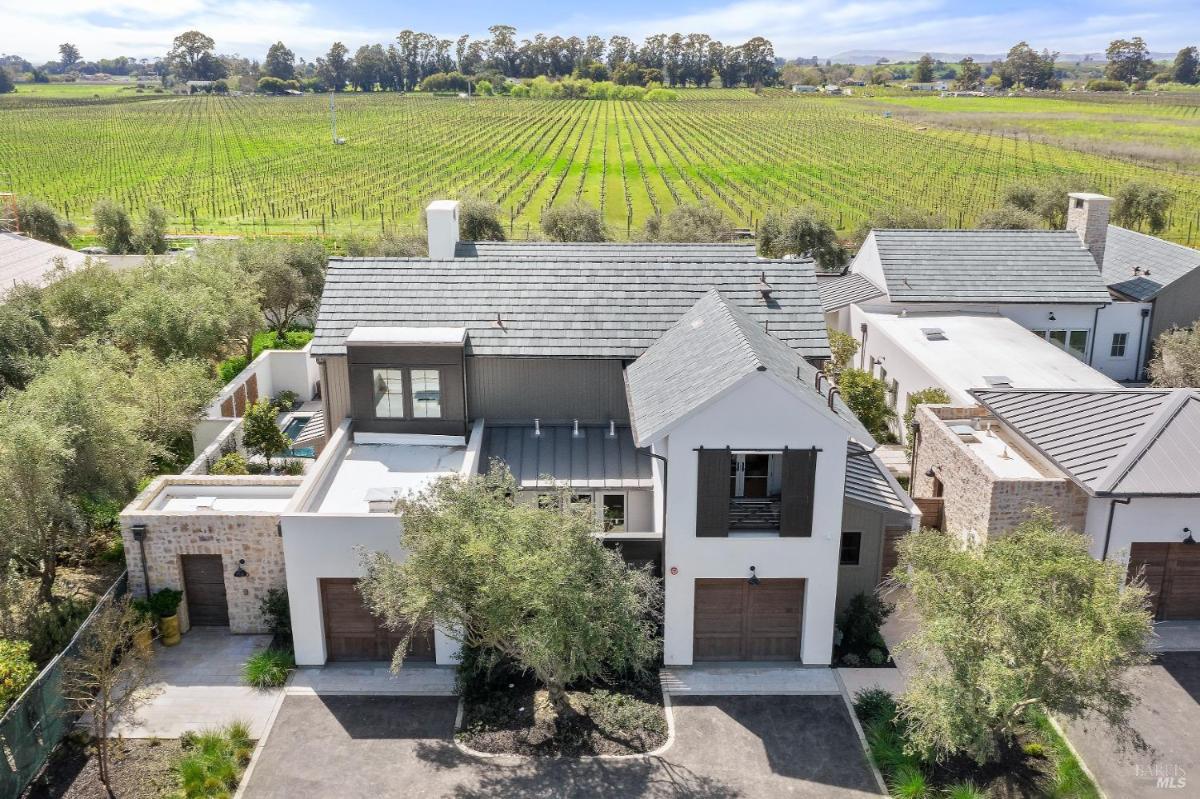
<box><xmin>1</xmin><ymin>0</ymin><xmax>1195</xmax><ymax>64</ymax></box>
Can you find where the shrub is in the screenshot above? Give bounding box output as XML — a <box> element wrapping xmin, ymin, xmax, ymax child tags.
<box><xmin>1086</xmin><ymin>79</ymin><xmax>1127</xmax><ymax>91</ymax></box>
<box><xmin>259</xmin><ymin>588</ymin><xmax>291</xmax><ymax>645</ymax></box>
<box><xmin>946</xmin><ymin>783</ymin><xmax>987</xmax><ymax>799</ymax></box>
<box><xmin>209</xmin><ymin>452</ymin><xmax>249</xmax><ymax>476</ymax></box>
<box><xmin>218</xmin><ymin>355</ymin><xmax>249</xmax><ymax>383</ymax></box>
<box><xmin>887</xmin><ymin>765</ymin><xmax>929</xmax><ymax>799</ymax></box>
<box><xmin>976</xmin><ymin>205</ymin><xmax>1041</xmax><ymax>229</ymax></box>
<box><xmin>272</xmin><ymin>390</ymin><xmax>299</xmax><ymax>411</ymax></box>
<box><xmin>643</xmin><ymin>88</ymin><xmax>679</xmax><ymax>102</ymax></box>
<box><xmin>278</xmin><ymin>459</ymin><xmax>305</xmax><ymax>475</ymax></box>
<box><xmin>175</xmin><ymin>722</ymin><xmax>254</xmax><ymax>798</ymax></box>
<box><xmin>148</xmin><ymin>588</ymin><xmax>183</xmax><ymax>619</ymax></box>
<box><xmin>641</xmin><ymin>203</ymin><xmax>733</xmax><ymax>243</ymax></box>
<box><xmin>13</xmin><ymin>197</ymin><xmax>76</xmax><ymax>246</ymax></box>
<box><xmin>26</xmin><ymin>597</ymin><xmax>92</xmax><ymax>665</ymax></box>
<box><xmin>853</xmin><ymin>687</ymin><xmax>898</xmax><ymax>725</ymax></box>
<box><xmin>540</xmin><ymin>200</ymin><xmax>607</xmax><ymax>242</ymax></box>
<box><xmin>257</xmin><ymin>76</ymin><xmax>289</xmax><ymax>95</ymax></box>
<box><xmin>903</xmin><ymin>387</ymin><xmax>951</xmax><ymax>453</ymax></box>
<box><xmin>757</xmin><ymin>207</ymin><xmax>847</xmax><ymax>269</ymax></box>
<box><xmin>0</xmin><ymin>640</ymin><xmax>38</xmax><ymax>709</ymax></box>
<box><xmin>242</xmin><ymin>398</ymin><xmax>290</xmax><ymax>467</ymax></box>
<box><xmin>837</xmin><ymin>591</ymin><xmax>893</xmax><ymax>661</ymax></box>
<box><xmin>836</xmin><ymin>368</ymin><xmax>896</xmax><ymax>441</ymax></box>
<box><xmin>827</xmin><ymin>329</ymin><xmax>859</xmax><ymax>377</ymax></box>
<box><xmin>456</xmin><ymin>197</ymin><xmax>506</xmax><ymax>241</ymax></box>
<box><xmin>243</xmin><ymin>648</ymin><xmax>294</xmax><ymax>688</ymax></box>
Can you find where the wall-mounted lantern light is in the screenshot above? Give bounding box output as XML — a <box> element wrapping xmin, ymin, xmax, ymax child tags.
<box><xmin>1184</xmin><ymin>528</ymin><xmax>1196</xmax><ymax>546</ymax></box>
<box><xmin>1048</xmin><ymin>312</ymin><xmax>1056</xmax><ymax>321</ymax></box>
<box><xmin>234</xmin><ymin>558</ymin><xmax>248</xmax><ymax>577</ymax></box>
<box><xmin>748</xmin><ymin>565</ymin><xmax>760</xmax><ymax>586</ymax></box>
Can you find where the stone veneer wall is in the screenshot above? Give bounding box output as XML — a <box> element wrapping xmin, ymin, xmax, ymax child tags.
<box><xmin>121</xmin><ymin>476</ymin><xmax>298</xmax><ymax>634</ymax></box>
<box><xmin>911</xmin><ymin>405</ymin><xmax>1088</xmax><ymax>543</ymax></box>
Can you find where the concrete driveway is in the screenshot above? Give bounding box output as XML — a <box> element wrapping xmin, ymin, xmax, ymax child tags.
<box><xmin>240</xmin><ymin>694</ymin><xmax>882</xmax><ymax>798</ymax></box>
<box><xmin>1059</xmin><ymin>652</ymin><xmax>1200</xmax><ymax>797</ymax></box>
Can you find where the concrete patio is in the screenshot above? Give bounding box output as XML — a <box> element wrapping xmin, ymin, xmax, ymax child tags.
<box><xmin>109</xmin><ymin>627</ymin><xmax>282</xmax><ymax>739</ymax></box>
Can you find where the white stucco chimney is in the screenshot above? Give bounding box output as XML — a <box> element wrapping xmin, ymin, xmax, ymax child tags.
<box><xmin>425</xmin><ymin>199</ymin><xmax>460</xmax><ymax>260</ymax></box>
<box><xmin>1065</xmin><ymin>192</ymin><xmax>1112</xmax><ymax>268</ymax></box>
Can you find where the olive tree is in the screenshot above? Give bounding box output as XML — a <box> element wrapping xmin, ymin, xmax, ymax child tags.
<box><xmin>242</xmin><ymin>399</ymin><xmax>290</xmax><ymax>469</ymax></box>
<box><xmin>92</xmin><ymin>199</ymin><xmax>134</xmax><ymax>254</ymax></box>
<box><xmin>359</xmin><ymin>463</ymin><xmax>660</xmax><ymax>718</ymax></box>
<box><xmin>892</xmin><ymin>511</ymin><xmax>1154</xmax><ymax>764</ymax></box>
<box><xmin>62</xmin><ymin>596</ymin><xmax>154</xmax><ymax>795</ymax></box>
<box><xmin>1113</xmin><ymin>181</ymin><xmax>1175</xmax><ymax>234</ymax></box>
<box><xmin>1149</xmin><ymin>320</ymin><xmax>1200</xmax><ymax>387</ymax></box>
<box><xmin>13</xmin><ymin>197</ymin><xmax>76</xmax><ymax>246</ymax></box>
<box><xmin>235</xmin><ymin>239</ymin><xmax>327</xmax><ymax>336</ymax></box>
<box><xmin>976</xmin><ymin>205</ymin><xmax>1041</xmax><ymax>230</ymax></box>
<box><xmin>540</xmin><ymin>200</ymin><xmax>608</xmax><ymax>242</ymax></box>
<box><xmin>456</xmin><ymin>197</ymin><xmax>506</xmax><ymax>241</ymax></box>
<box><xmin>757</xmin><ymin>207</ymin><xmax>847</xmax><ymax>270</ymax></box>
<box><xmin>642</xmin><ymin>203</ymin><xmax>733</xmax><ymax>242</ymax></box>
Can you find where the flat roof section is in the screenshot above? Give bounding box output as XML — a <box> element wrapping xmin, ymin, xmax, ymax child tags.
<box><xmin>313</xmin><ymin>441</ymin><xmax>466</xmax><ymax>514</ymax></box>
<box><xmin>861</xmin><ymin>310</ymin><xmax>1119</xmax><ymax>405</ymax></box>
<box><xmin>150</xmin><ymin>484</ymin><xmax>298</xmax><ymax>513</ymax></box>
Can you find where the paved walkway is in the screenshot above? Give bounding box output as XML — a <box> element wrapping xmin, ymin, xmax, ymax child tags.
<box><xmin>837</xmin><ymin>667</ymin><xmax>906</xmax><ymax>699</ymax></box>
<box><xmin>110</xmin><ymin>627</ymin><xmax>282</xmax><ymax>739</ymax></box>
<box><xmin>240</xmin><ymin>694</ymin><xmax>883</xmax><ymax>798</ymax></box>
<box><xmin>1153</xmin><ymin>620</ymin><xmax>1200</xmax><ymax>652</ymax></box>
<box><xmin>287</xmin><ymin>663</ymin><xmax>456</xmax><ymax>695</ymax></box>
<box><xmin>660</xmin><ymin>664</ymin><xmax>840</xmax><ymax>695</ymax></box>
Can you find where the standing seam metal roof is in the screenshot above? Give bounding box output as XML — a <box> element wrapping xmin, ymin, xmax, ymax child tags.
<box><xmin>845</xmin><ymin>443</ymin><xmax>913</xmax><ymax>514</ymax></box>
<box><xmin>869</xmin><ymin>229</ymin><xmax>1112</xmax><ymax>305</ymax></box>
<box><xmin>970</xmin><ymin>388</ymin><xmax>1200</xmax><ymax>495</ymax></box>
<box><xmin>312</xmin><ymin>258</ymin><xmax>829</xmax><ymax>359</ymax></box>
<box><xmin>478</xmin><ymin>424</ymin><xmax>652</xmax><ymax>489</ymax></box>
<box><xmin>817</xmin><ymin>271</ymin><xmax>886</xmax><ymax>312</ymax></box>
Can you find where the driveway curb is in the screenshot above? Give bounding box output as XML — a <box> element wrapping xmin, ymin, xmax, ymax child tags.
<box><xmin>1046</xmin><ymin>713</ymin><xmax>1109</xmax><ymax>799</ymax></box>
<box><xmin>232</xmin><ymin>678</ymin><xmax>290</xmax><ymax>799</ymax></box>
<box><xmin>834</xmin><ymin>669</ymin><xmax>889</xmax><ymax>796</ymax></box>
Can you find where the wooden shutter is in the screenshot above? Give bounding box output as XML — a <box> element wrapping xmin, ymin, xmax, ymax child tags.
<box><xmin>779</xmin><ymin>448</ymin><xmax>817</xmax><ymax>537</ymax></box>
<box><xmin>695</xmin><ymin>448</ymin><xmax>731</xmax><ymax>537</ymax></box>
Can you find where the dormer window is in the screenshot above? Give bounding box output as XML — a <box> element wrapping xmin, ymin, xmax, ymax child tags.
<box><xmin>410</xmin><ymin>370</ymin><xmax>442</xmax><ymax>418</ymax></box>
<box><xmin>373</xmin><ymin>369</ymin><xmax>406</xmax><ymax>418</ymax></box>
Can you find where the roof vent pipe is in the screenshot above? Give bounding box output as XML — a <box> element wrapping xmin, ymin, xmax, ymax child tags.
<box><xmin>608</xmin><ymin>420</ymin><xmax>616</xmax><ymax>438</ymax></box>
<box><xmin>533</xmin><ymin>418</ymin><xmax>541</xmax><ymax>437</ymax></box>
<box><xmin>827</xmin><ymin>386</ymin><xmax>840</xmax><ymax>410</ymax></box>
<box><xmin>572</xmin><ymin>419</ymin><xmax>580</xmax><ymax>437</ymax></box>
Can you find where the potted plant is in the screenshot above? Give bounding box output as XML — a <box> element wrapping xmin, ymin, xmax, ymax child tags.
<box><xmin>149</xmin><ymin>588</ymin><xmax>184</xmax><ymax>646</ymax></box>
<box><xmin>131</xmin><ymin>597</ymin><xmax>156</xmax><ymax>649</ymax></box>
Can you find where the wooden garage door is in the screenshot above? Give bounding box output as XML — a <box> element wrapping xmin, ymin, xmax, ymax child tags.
<box><xmin>182</xmin><ymin>555</ymin><xmax>229</xmax><ymax>627</ymax></box>
<box><xmin>694</xmin><ymin>579</ymin><xmax>804</xmax><ymax>662</ymax></box>
<box><xmin>1129</xmin><ymin>543</ymin><xmax>1200</xmax><ymax>621</ymax></box>
<box><xmin>320</xmin><ymin>578</ymin><xmax>435</xmax><ymax>662</ymax></box>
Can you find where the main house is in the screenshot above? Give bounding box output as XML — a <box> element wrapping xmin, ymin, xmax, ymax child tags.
<box><xmin>120</xmin><ymin>201</ymin><xmax>917</xmax><ymax>669</ymax></box>
<box><xmin>909</xmin><ymin>388</ymin><xmax>1200</xmax><ymax>621</ymax></box>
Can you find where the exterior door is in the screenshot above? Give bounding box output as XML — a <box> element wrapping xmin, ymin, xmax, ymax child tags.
<box><xmin>693</xmin><ymin>579</ymin><xmax>804</xmax><ymax>662</ymax></box>
<box><xmin>181</xmin><ymin>554</ymin><xmax>230</xmax><ymax>627</ymax></box>
<box><xmin>1129</xmin><ymin>543</ymin><xmax>1200</xmax><ymax>621</ymax></box>
<box><xmin>320</xmin><ymin>578</ymin><xmax>435</xmax><ymax>662</ymax></box>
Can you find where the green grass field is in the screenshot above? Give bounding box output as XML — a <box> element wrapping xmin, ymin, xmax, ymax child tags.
<box><xmin>1</xmin><ymin>88</ymin><xmax>1198</xmax><ymax>244</ymax></box>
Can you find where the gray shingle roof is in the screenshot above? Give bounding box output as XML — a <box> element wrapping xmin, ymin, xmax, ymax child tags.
<box><xmin>971</xmin><ymin>388</ymin><xmax>1200</xmax><ymax>496</ymax></box>
<box><xmin>479</xmin><ymin>423</ymin><xmax>652</xmax><ymax>489</ymax></box>
<box><xmin>625</xmin><ymin>289</ymin><xmax>872</xmax><ymax>446</ymax></box>
<box><xmin>0</xmin><ymin>231</ymin><xmax>87</xmax><ymax>287</ymax></box>
<box><xmin>455</xmin><ymin>241</ymin><xmax>760</xmax><ymax>261</ymax></box>
<box><xmin>868</xmin><ymin>229</ymin><xmax>1112</xmax><ymax>305</ymax></box>
<box><xmin>312</xmin><ymin>259</ymin><xmax>830</xmax><ymax>359</ymax></box>
<box><xmin>1102</xmin><ymin>225</ymin><xmax>1200</xmax><ymax>301</ymax></box>
<box><xmin>845</xmin><ymin>443</ymin><xmax>914</xmax><ymax>514</ymax></box>
<box><xmin>817</xmin><ymin>271</ymin><xmax>885</xmax><ymax>312</ymax></box>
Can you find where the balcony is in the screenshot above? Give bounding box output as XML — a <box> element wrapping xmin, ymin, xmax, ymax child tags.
<box><xmin>729</xmin><ymin>498</ymin><xmax>781</xmax><ymax>531</ymax></box>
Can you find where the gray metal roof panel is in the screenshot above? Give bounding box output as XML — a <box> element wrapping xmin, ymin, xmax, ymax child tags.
<box><xmin>817</xmin><ymin>272</ymin><xmax>885</xmax><ymax>312</ymax></box>
<box><xmin>480</xmin><ymin>423</ymin><xmax>652</xmax><ymax>489</ymax></box>
<box><xmin>313</xmin><ymin>258</ymin><xmax>829</xmax><ymax>359</ymax></box>
<box><xmin>845</xmin><ymin>443</ymin><xmax>912</xmax><ymax>514</ymax></box>
<box><xmin>970</xmin><ymin>388</ymin><xmax>1200</xmax><ymax>495</ymax></box>
<box><xmin>1102</xmin><ymin>225</ymin><xmax>1200</xmax><ymax>301</ymax></box>
<box><xmin>624</xmin><ymin>289</ymin><xmax>872</xmax><ymax>446</ymax></box>
<box><xmin>870</xmin><ymin>229</ymin><xmax>1112</xmax><ymax>305</ymax></box>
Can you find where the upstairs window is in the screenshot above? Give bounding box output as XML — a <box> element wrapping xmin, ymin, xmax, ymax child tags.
<box><xmin>602</xmin><ymin>494</ymin><xmax>626</xmax><ymax>532</ymax></box>
<box><xmin>697</xmin><ymin>448</ymin><xmax>816</xmax><ymax>538</ymax></box>
<box><xmin>409</xmin><ymin>369</ymin><xmax>442</xmax><ymax>418</ymax></box>
<box><xmin>372</xmin><ymin>369</ymin><xmax>405</xmax><ymax>418</ymax></box>
<box><xmin>840</xmin><ymin>532</ymin><xmax>862</xmax><ymax>566</ymax></box>
<box><xmin>1111</xmin><ymin>333</ymin><xmax>1128</xmax><ymax>358</ymax></box>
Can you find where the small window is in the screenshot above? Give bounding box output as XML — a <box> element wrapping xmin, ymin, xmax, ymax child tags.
<box><xmin>1111</xmin><ymin>332</ymin><xmax>1128</xmax><ymax>358</ymax></box>
<box><xmin>372</xmin><ymin>369</ymin><xmax>405</xmax><ymax>418</ymax></box>
<box><xmin>840</xmin><ymin>532</ymin><xmax>862</xmax><ymax>566</ymax></box>
<box><xmin>602</xmin><ymin>494</ymin><xmax>626</xmax><ymax>532</ymax></box>
<box><xmin>1067</xmin><ymin>330</ymin><xmax>1088</xmax><ymax>360</ymax></box>
<box><xmin>409</xmin><ymin>369</ymin><xmax>442</xmax><ymax>418</ymax></box>
<box><xmin>1048</xmin><ymin>330</ymin><xmax>1067</xmax><ymax>349</ymax></box>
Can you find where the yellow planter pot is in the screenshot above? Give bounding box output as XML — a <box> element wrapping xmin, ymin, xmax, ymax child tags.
<box><xmin>160</xmin><ymin>614</ymin><xmax>182</xmax><ymax>646</ymax></box>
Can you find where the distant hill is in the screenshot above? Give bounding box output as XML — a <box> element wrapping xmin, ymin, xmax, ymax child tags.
<box><xmin>819</xmin><ymin>49</ymin><xmax>1177</xmax><ymax>65</ymax></box>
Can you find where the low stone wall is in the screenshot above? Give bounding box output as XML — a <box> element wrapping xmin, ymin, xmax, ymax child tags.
<box><xmin>911</xmin><ymin>405</ymin><xmax>1087</xmax><ymax>543</ymax></box>
<box><xmin>121</xmin><ymin>476</ymin><xmax>297</xmax><ymax>634</ymax></box>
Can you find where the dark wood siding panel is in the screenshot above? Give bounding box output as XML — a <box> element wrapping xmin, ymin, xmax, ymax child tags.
<box><xmin>347</xmin><ymin>344</ymin><xmax>466</xmax><ymax>436</ymax></box>
<box><xmin>695</xmin><ymin>448</ymin><xmax>731</xmax><ymax>537</ymax></box>
<box><xmin>182</xmin><ymin>555</ymin><xmax>229</xmax><ymax>626</ymax></box>
<box><xmin>692</xmin><ymin>579</ymin><xmax>746</xmax><ymax>661</ymax></box>
<box><xmin>1130</xmin><ymin>542</ymin><xmax>1200</xmax><ymax>621</ymax></box>
<box><xmin>779</xmin><ymin>448</ymin><xmax>817</xmax><ymax>537</ymax></box>
<box><xmin>245</xmin><ymin>372</ymin><xmax>259</xmax><ymax>406</ymax></box>
<box><xmin>320</xmin><ymin>578</ymin><xmax>435</xmax><ymax>662</ymax></box>
<box><xmin>466</xmin><ymin>357</ymin><xmax>629</xmax><ymax>423</ymax></box>
<box><xmin>1128</xmin><ymin>542</ymin><xmax>1169</xmax><ymax>617</ymax></box>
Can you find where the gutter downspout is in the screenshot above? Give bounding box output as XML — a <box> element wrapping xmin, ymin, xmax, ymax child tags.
<box><xmin>131</xmin><ymin>525</ymin><xmax>152</xmax><ymax>598</ymax></box>
<box><xmin>1087</xmin><ymin>305</ymin><xmax>1101</xmax><ymax>365</ymax></box>
<box><xmin>858</xmin><ymin>322</ymin><xmax>868</xmax><ymax>371</ymax></box>
<box><xmin>1134</xmin><ymin>307</ymin><xmax>1151</xmax><ymax>382</ymax></box>
<box><xmin>1101</xmin><ymin>497</ymin><xmax>1132</xmax><ymax>561</ymax></box>
<box><xmin>641</xmin><ymin>449</ymin><xmax>669</xmax><ymax>577</ymax></box>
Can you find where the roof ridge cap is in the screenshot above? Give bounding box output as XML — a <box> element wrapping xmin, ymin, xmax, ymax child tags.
<box><xmin>708</xmin><ymin>290</ymin><xmax>764</xmax><ymax>370</ymax></box>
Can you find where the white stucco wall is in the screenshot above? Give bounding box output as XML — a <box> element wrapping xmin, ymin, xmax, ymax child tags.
<box><xmin>656</xmin><ymin>373</ymin><xmax>851</xmax><ymax>666</ymax></box>
<box><xmin>204</xmin><ymin>345</ymin><xmax>321</xmax><ymax>418</ymax></box>
<box><xmin>1084</xmin><ymin>495</ymin><xmax>1200</xmax><ymax>567</ymax></box>
<box><xmin>280</xmin><ymin>512</ymin><xmax>461</xmax><ymax>666</ymax></box>
<box><xmin>1093</xmin><ymin>300</ymin><xmax>1153</xmax><ymax>381</ymax></box>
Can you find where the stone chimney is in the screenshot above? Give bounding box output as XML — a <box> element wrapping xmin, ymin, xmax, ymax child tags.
<box><xmin>425</xmin><ymin>199</ymin><xmax>460</xmax><ymax>260</ymax></box>
<box><xmin>1065</xmin><ymin>192</ymin><xmax>1112</xmax><ymax>268</ymax></box>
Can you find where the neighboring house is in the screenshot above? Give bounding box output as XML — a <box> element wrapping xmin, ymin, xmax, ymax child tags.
<box><xmin>791</xmin><ymin>84</ymin><xmax>819</xmax><ymax>93</ymax></box>
<box><xmin>0</xmin><ymin>231</ymin><xmax>87</xmax><ymax>288</ymax></box>
<box><xmin>910</xmin><ymin>388</ymin><xmax>1200</xmax><ymax>621</ymax></box>
<box><xmin>906</xmin><ymin>81</ymin><xmax>950</xmax><ymax>91</ymax></box>
<box><xmin>120</xmin><ymin>201</ymin><xmax>918</xmax><ymax>670</ymax></box>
